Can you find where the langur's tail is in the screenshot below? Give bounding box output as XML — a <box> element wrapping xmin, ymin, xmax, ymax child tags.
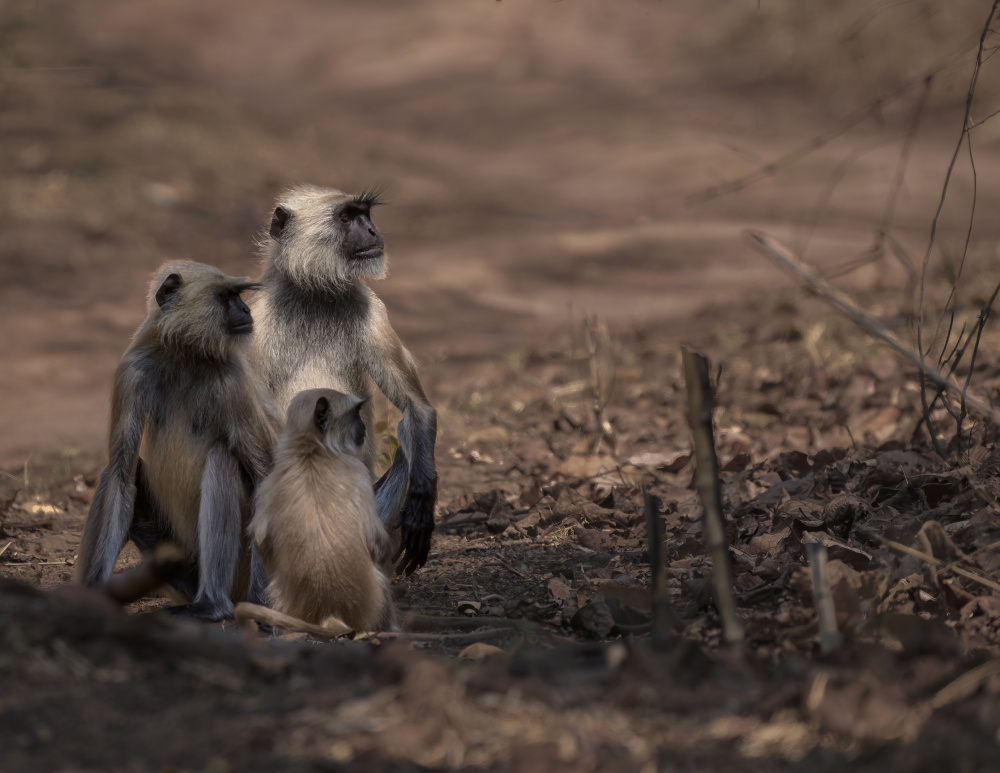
<box><xmin>234</xmin><ymin>602</ymin><xmax>352</xmax><ymax>639</ymax></box>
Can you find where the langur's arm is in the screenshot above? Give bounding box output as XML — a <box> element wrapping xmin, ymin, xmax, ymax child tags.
<box><xmin>229</xmin><ymin>377</ymin><xmax>279</xmax><ymax>606</ymax></box>
<box><xmin>172</xmin><ymin>444</ymin><xmax>242</xmax><ymax>621</ymax></box>
<box><xmin>366</xmin><ymin>312</ymin><xmax>438</xmax><ymax>574</ymax></box>
<box><xmin>76</xmin><ymin>361</ymin><xmax>147</xmax><ymax>587</ymax></box>
<box><xmin>230</xmin><ymin>376</ymin><xmax>279</xmax><ymax>485</ymax></box>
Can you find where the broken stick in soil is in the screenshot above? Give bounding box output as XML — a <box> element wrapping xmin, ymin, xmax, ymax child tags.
<box><xmin>806</xmin><ymin>542</ymin><xmax>843</xmax><ymax>654</ymax></box>
<box><xmin>682</xmin><ymin>346</ymin><xmax>744</xmax><ymax>647</ymax></box>
<box><xmin>644</xmin><ymin>490</ymin><xmax>680</xmax><ymax>647</ymax></box>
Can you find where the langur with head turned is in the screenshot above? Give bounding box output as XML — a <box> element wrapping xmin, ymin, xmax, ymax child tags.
<box><xmin>76</xmin><ymin>261</ymin><xmax>279</xmax><ymax>621</ymax></box>
<box><xmin>250</xmin><ymin>185</ymin><xmax>438</xmax><ymax>575</ymax></box>
<box><xmin>249</xmin><ymin>388</ymin><xmax>396</xmax><ymax>633</ymax></box>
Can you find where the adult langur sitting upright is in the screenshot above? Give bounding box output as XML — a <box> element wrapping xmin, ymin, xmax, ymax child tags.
<box><xmin>77</xmin><ymin>261</ymin><xmax>278</xmax><ymax>620</ymax></box>
<box><xmin>249</xmin><ymin>185</ymin><xmax>437</xmax><ymax>574</ymax></box>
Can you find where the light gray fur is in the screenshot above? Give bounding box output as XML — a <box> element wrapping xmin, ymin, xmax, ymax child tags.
<box><xmin>249</xmin><ymin>185</ymin><xmax>438</xmax><ymax>572</ymax></box>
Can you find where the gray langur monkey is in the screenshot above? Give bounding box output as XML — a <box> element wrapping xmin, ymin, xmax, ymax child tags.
<box><xmin>76</xmin><ymin>261</ymin><xmax>279</xmax><ymax>621</ymax></box>
<box><xmin>249</xmin><ymin>388</ymin><xmax>396</xmax><ymax>633</ymax></box>
<box><xmin>250</xmin><ymin>185</ymin><xmax>438</xmax><ymax>574</ymax></box>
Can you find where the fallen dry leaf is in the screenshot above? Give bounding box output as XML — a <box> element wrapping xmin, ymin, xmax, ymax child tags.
<box><xmin>558</xmin><ymin>454</ymin><xmax>618</xmax><ymax>480</ymax></box>
<box><xmin>801</xmin><ymin>532</ymin><xmax>872</xmax><ymax>571</ymax></box>
<box><xmin>625</xmin><ymin>450</ymin><xmax>691</xmax><ymax>472</ymax></box>
<box><xmin>548</xmin><ymin>577</ymin><xmax>572</xmax><ymax>601</ymax></box>
<box><xmin>458</xmin><ymin>642</ymin><xmax>506</xmax><ymax>660</ymax></box>
<box><xmin>746</xmin><ymin>527</ymin><xmax>790</xmax><ymax>557</ymax></box>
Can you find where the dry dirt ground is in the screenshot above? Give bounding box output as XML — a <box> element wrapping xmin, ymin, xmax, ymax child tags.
<box><xmin>6</xmin><ymin>1</ymin><xmax>1000</xmax><ymax>771</ymax></box>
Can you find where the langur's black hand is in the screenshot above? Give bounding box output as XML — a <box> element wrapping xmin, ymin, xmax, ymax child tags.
<box><xmin>394</xmin><ymin>483</ymin><xmax>436</xmax><ymax>575</ymax></box>
<box><xmin>166</xmin><ymin>599</ymin><xmax>233</xmax><ymax>622</ymax></box>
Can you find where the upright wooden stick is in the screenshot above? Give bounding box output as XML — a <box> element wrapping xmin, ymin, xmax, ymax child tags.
<box><xmin>682</xmin><ymin>347</ymin><xmax>744</xmax><ymax>646</ymax></box>
<box><xmin>806</xmin><ymin>542</ymin><xmax>843</xmax><ymax>654</ymax></box>
<box><xmin>644</xmin><ymin>490</ymin><xmax>679</xmax><ymax>647</ymax></box>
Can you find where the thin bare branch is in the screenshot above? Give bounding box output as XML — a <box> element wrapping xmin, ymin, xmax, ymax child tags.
<box><xmin>687</xmin><ymin>81</ymin><xmax>921</xmax><ymax>206</ymax></box>
<box><xmin>959</xmin><ymin>280</ymin><xmax>1000</xmax><ymax>437</ymax></box>
<box><xmin>746</xmin><ymin>231</ymin><xmax>1000</xmax><ymax>428</ymax></box>
<box><xmin>879</xmin><ymin>538</ymin><xmax>1000</xmax><ymax>594</ymax></box>
<box><xmin>798</xmin><ymin>147</ymin><xmax>870</xmax><ymax>259</ymax></box>
<box><xmin>917</xmin><ymin>1</ymin><xmax>1000</xmax><ymax>441</ymax></box>
<box><xmin>878</xmin><ymin>75</ymin><xmax>933</xmax><ymax>244</ymax></box>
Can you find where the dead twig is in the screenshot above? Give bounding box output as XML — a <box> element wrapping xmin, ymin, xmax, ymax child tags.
<box><xmin>929</xmin><ymin>658</ymin><xmax>1000</xmax><ymax>710</ymax></box>
<box><xmin>483</xmin><ymin>560</ymin><xmax>526</xmax><ymax>578</ymax></box>
<box><xmin>644</xmin><ymin>490</ymin><xmax>680</xmax><ymax>648</ymax></box>
<box><xmin>746</xmin><ymin>231</ymin><xmax>1000</xmax><ymax>428</ymax></box>
<box><xmin>371</xmin><ymin>628</ymin><xmax>518</xmax><ymax>646</ymax></box>
<box><xmin>806</xmin><ymin>542</ymin><xmax>843</xmax><ymax>654</ymax></box>
<box><xmin>955</xmin><ymin>279</ymin><xmax>1000</xmax><ymax>446</ymax></box>
<box><xmin>402</xmin><ymin>613</ymin><xmax>534</xmax><ymax>632</ymax></box>
<box><xmin>688</xmin><ymin>77</ymin><xmax>929</xmax><ymax>206</ymax></box>
<box><xmin>0</xmin><ymin>541</ymin><xmax>12</xmax><ymax>558</ymax></box>
<box><xmin>583</xmin><ymin>315</ymin><xmax>617</xmax><ymax>456</ymax></box>
<box><xmin>917</xmin><ymin>2</ymin><xmax>1000</xmax><ymax>453</ymax></box>
<box><xmin>438</xmin><ymin>511</ymin><xmax>490</xmax><ymax>530</ymax></box>
<box><xmin>879</xmin><ymin>537</ymin><xmax>1000</xmax><ymax>594</ymax></box>
<box><xmin>102</xmin><ymin>543</ymin><xmax>188</xmax><ymax>605</ymax></box>
<box><xmin>682</xmin><ymin>346</ymin><xmax>743</xmax><ymax>646</ymax></box>
<box><xmin>878</xmin><ymin>76</ymin><xmax>933</xmax><ymax>249</ymax></box>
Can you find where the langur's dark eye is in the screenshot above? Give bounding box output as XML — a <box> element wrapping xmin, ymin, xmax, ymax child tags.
<box><xmin>340</xmin><ymin>212</ymin><xmax>350</xmax><ymax>223</ymax></box>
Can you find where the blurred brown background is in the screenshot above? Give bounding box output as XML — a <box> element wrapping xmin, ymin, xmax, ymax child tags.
<box><xmin>2</xmin><ymin>0</ymin><xmax>999</xmax><ymax>469</ymax></box>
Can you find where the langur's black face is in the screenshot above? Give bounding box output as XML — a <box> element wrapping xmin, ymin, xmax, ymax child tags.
<box><xmin>221</xmin><ymin>287</ymin><xmax>254</xmax><ymax>335</ymax></box>
<box><xmin>154</xmin><ymin>271</ymin><xmax>256</xmax><ymax>349</ymax></box>
<box><xmin>268</xmin><ymin>188</ymin><xmax>388</xmax><ymax>285</ymax></box>
<box><xmin>302</xmin><ymin>390</ymin><xmax>368</xmax><ymax>454</ymax></box>
<box><xmin>269</xmin><ymin>200</ymin><xmax>384</xmax><ymax>260</ymax></box>
<box><xmin>337</xmin><ymin>203</ymin><xmax>384</xmax><ymax>261</ymax></box>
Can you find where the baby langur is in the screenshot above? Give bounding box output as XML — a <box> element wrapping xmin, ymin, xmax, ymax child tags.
<box><xmin>248</xmin><ymin>388</ymin><xmax>396</xmax><ymax>633</ymax></box>
<box><xmin>251</xmin><ymin>185</ymin><xmax>438</xmax><ymax>575</ymax></box>
<box><xmin>76</xmin><ymin>262</ymin><xmax>278</xmax><ymax>621</ymax></box>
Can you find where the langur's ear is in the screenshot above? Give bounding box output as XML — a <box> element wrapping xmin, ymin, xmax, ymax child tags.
<box><xmin>351</xmin><ymin>398</ymin><xmax>368</xmax><ymax>447</ymax></box>
<box><xmin>155</xmin><ymin>273</ymin><xmax>183</xmax><ymax>310</ymax></box>
<box><xmin>270</xmin><ymin>206</ymin><xmax>292</xmax><ymax>243</ymax></box>
<box><xmin>313</xmin><ymin>396</ymin><xmax>331</xmax><ymax>435</ymax></box>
